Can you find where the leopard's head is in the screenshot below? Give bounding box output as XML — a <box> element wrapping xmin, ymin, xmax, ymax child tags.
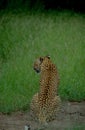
<box><xmin>33</xmin><ymin>55</ymin><xmax>50</xmax><ymax>73</ymax></box>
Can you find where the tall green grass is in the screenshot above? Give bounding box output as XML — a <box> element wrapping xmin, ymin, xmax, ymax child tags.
<box><xmin>0</xmin><ymin>10</ymin><xmax>85</xmax><ymax>113</ymax></box>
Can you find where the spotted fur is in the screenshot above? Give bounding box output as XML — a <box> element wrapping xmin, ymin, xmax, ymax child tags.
<box><xmin>30</xmin><ymin>56</ymin><xmax>61</xmax><ymax>124</ymax></box>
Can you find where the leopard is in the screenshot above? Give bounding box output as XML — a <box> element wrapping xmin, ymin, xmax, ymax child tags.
<box><xmin>30</xmin><ymin>56</ymin><xmax>61</xmax><ymax>124</ymax></box>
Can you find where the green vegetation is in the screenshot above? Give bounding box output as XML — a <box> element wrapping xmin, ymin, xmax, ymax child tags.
<box><xmin>0</xmin><ymin>10</ymin><xmax>85</xmax><ymax>113</ymax></box>
<box><xmin>65</xmin><ymin>124</ymin><xmax>85</xmax><ymax>130</ymax></box>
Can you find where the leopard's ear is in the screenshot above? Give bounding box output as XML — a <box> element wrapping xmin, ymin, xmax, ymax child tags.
<box><xmin>40</xmin><ymin>57</ymin><xmax>44</xmax><ymax>63</ymax></box>
<box><xmin>46</xmin><ymin>55</ymin><xmax>50</xmax><ymax>59</ymax></box>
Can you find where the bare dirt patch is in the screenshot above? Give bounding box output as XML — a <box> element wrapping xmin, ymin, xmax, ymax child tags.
<box><xmin>0</xmin><ymin>101</ymin><xmax>85</xmax><ymax>130</ymax></box>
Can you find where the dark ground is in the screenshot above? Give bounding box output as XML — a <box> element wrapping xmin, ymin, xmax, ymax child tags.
<box><xmin>0</xmin><ymin>101</ymin><xmax>85</xmax><ymax>130</ymax></box>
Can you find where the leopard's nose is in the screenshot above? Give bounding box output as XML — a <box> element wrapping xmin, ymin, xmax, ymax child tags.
<box><xmin>34</xmin><ymin>67</ymin><xmax>36</xmax><ymax>71</ymax></box>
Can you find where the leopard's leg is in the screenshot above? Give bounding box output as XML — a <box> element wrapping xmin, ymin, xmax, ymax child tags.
<box><xmin>30</xmin><ymin>93</ymin><xmax>47</xmax><ymax>124</ymax></box>
<box><xmin>38</xmin><ymin>107</ymin><xmax>48</xmax><ymax>125</ymax></box>
<box><xmin>47</xmin><ymin>95</ymin><xmax>61</xmax><ymax>122</ymax></box>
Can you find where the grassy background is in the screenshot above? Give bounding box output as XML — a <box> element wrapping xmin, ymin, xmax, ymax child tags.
<box><xmin>0</xmin><ymin>10</ymin><xmax>85</xmax><ymax>113</ymax></box>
